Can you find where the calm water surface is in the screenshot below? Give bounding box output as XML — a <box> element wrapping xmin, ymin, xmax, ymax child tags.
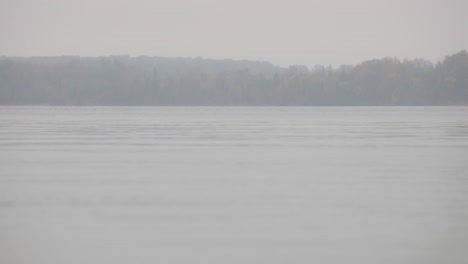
<box><xmin>1</xmin><ymin>106</ymin><xmax>468</xmax><ymax>264</ymax></box>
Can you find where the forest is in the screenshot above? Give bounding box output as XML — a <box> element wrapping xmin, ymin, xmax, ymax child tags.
<box><xmin>0</xmin><ymin>51</ymin><xmax>467</xmax><ymax>105</ymax></box>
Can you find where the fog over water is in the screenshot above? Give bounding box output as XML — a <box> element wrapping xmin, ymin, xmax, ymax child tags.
<box><xmin>1</xmin><ymin>106</ymin><xmax>467</xmax><ymax>264</ymax></box>
<box><xmin>1</xmin><ymin>0</ymin><xmax>468</xmax><ymax>263</ymax></box>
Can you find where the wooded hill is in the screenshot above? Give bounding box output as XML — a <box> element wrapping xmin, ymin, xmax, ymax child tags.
<box><xmin>0</xmin><ymin>51</ymin><xmax>467</xmax><ymax>105</ymax></box>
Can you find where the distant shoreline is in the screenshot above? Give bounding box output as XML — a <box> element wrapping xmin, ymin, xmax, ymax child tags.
<box><xmin>1</xmin><ymin>51</ymin><xmax>467</xmax><ymax>106</ymax></box>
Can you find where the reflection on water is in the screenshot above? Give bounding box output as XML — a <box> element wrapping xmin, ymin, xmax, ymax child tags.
<box><xmin>1</xmin><ymin>106</ymin><xmax>468</xmax><ymax>264</ymax></box>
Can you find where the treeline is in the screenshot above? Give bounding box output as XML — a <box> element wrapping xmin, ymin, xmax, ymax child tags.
<box><xmin>0</xmin><ymin>51</ymin><xmax>467</xmax><ymax>105</ymax></box>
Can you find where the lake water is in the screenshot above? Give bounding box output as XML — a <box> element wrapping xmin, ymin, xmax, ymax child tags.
<box><xmin>1</xmin><ymin>106</ymin><xmax>468</xmax><ymax>264</ymax></box>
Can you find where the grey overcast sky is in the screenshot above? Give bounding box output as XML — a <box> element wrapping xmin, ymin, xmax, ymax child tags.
<box><xmin>0</xmin><ymin>0</ymin><xmax>467</xmax><ymax>67</ymax></box>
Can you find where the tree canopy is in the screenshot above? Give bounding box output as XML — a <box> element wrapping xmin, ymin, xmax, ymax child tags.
<box><xmin>1</xmin><ymin>51</ymin><xmax>467</xmax><ymax>105</ymax></box>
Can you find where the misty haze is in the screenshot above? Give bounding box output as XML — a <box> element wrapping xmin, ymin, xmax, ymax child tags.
<box><xmin>1</xmin><ymin>51</ymin><xmax>468</xmax><ymax>106</ymax></box>
<box><xmin>1</xmin><ymin>1</ymin><xmax>468</xmax><ymax>264</ymax></box>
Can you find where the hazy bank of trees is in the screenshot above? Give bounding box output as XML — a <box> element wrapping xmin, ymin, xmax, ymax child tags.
<box><xmin>0</xmin><ymin>51</ymin><xmax>467</xmax><ymax>106</ymax></box>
